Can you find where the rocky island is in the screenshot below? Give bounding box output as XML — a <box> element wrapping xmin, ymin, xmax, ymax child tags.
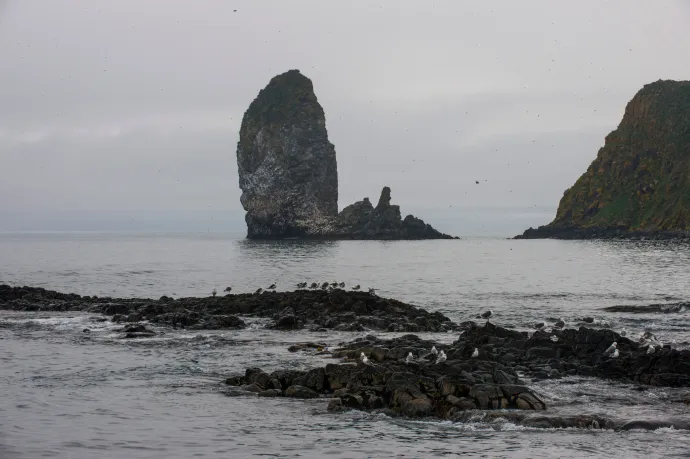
<box><xmin>236</xmin><ymin>69</ymin><xmax>455</xmax><ymax>240</ymax></box>
<box><xmin>516</xmin><ymin>80</ymin><xmax>690</xmax><ymax>240</ymax></box>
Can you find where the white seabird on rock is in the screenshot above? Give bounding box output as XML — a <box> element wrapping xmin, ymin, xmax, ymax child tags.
<box><xmin>405</xmin><ymin>352</ymin><xmax>414</xmax><ymax>364</ymax></box>
<box><xmin>603</xmin><ymin>342</ymin><xmax>617</xmax><ymax>356</ymax></box>
<box><xmin>550</xmin><ymin>335</ymin><xmax>559</xmax><ymax>342</ymax></box>
<box><xmin>611</xmin><ymin>348</ymin><xmax>620</xmax><ymax>358</ymax></box>
<box><xmin>430</xmin><ymin>346</ymin><xmax>438</xmax><ymax>355</ymax></box>
<box><xmin>435</xmin><ymin>351</ymin><xmax>447</xmax><ymax>364</ymax></box>
<box><xmin>360</xmin><ymin>352</ymin><xmax>367</xmax><ymax>362</ymax></box>
<box><xmin>471</xmin><ymin>348</ymin><xmax>479</xmax><ymax>358</ymax></box>
<box><xmin>481</xmin><ymin>310</ymin><xmax>493</xmax><ymax>319</ymax></box>
<box><xmin>647</xmin><ymin>345</ymin><xmax>655</xmax><ymax>355</ymax></box>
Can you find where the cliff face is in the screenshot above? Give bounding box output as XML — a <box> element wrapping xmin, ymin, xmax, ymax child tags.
<box><xmin>236</xmin><ymin>70</ymin><xmax>456</xmax><ymax>240</ymax></box>
<box><xmin>236</xmin><ymin>69</ymin><xmax>338</xmax><ymax>238</ymax></box>
<box><xmin>518</xmin><ymin>80</ymin><xmax>690</xmax><ymax>239</ymax></box>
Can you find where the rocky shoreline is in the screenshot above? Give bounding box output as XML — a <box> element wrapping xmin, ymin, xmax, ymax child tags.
<box><xmin>515</xmin><ymin>225</ymin><xmax>690</xmax><ymax>241</ymax></box>
<box><xmin>227</xmin><ymin>322</ymin><xmax>690</xmax><ymax>427</ymax></box>
<box><xmin>0</xmin><ymin>285</ymin><xmax>459</xmax><ymax>333</ymax></box>
<box><xmin>3</xmin><ymin>284</ymin><xmax>689</xmax><ymax>427</ymax></box>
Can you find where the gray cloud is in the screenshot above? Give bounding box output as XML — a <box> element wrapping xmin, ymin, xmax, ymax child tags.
<box><xmin>1</xmin><ymin>0</ymin><xmax>690</xmax><ymax>234</ymax></box>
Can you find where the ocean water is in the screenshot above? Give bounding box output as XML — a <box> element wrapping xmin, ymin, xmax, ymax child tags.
<box><xmin>1</xmin><ymin>232</ymin><xmax>690</xmax><ymax>458</ymax></box>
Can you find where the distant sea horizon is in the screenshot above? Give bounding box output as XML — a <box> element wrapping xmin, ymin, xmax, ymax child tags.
<box><xmin>0</xmin><ymin>206</ymin><xmax>555</xmax><ymax>238</ymax></box>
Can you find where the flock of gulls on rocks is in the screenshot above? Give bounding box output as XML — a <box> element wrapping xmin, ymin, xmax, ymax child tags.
<box><xmin>352</xmin><ymin>309</ymin><xmax>670</xmax><ymax>367</ymax></box>
<box><xmin>210</xmin><ymin>282</ymin><xmax>377</xmax><ymax>297</ymax></box>
<box><xmin>206</xmin><ymin>287</ymin><xmax>668</xmax><ymax>362</ymax></box>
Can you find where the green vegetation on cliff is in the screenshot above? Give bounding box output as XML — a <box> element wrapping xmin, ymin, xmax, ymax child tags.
<box><xmin>548</xmin><ymin>80</ymin><xmax>690</xmax><ymax>233</ymax></box>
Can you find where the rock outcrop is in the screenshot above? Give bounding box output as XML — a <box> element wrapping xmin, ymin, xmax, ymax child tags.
<box><xmin>0</xmin><ymin>285</ymin><xmax>459</xmax><ymax>333</ymax></box>
<box><xmin>517</xmin><ymin>80</ymin><xmax>690</xmax><ymax>240</ymax></box>
<box><xmin>226</xmin><ymin>333</ymin><xmax>547</xmax><ymax>420</ymax></box>
<box><xmin>236</xmin><ymin>70</ymin><xmax>455</xmax><ymax>240</ymax></box>
<box><xmin>334</xmin><ymin>187</ymin><xmax>456</xmax><ymax>239</ymax></box>
<box><xmin>226</xmin><ymin>322</ymin><xmax>690</xmax><ymax>422</ymax></box>
<box><xmin>236</xmin><ymin>69</ymin><xmax>338</xmax><ymax>238</ymax></box>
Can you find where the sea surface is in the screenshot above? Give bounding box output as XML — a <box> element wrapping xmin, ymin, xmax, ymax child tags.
<box><xmin>1</xmin><ymin>232</ymin><xmax>689</xmax><ymax>458</ymax></box>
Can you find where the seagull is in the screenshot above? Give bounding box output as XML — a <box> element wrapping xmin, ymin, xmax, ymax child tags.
<box><xmin>471</xmin><ymin>348</ymin><xmax>479</xmax><ymax>358</ymax></box>
<box><xmin>211</xmin><ymin>288</ymin><xmax>217</xmax><ymax>297</ymax></box>
<box><xmin>352</xmin><ymin>285</ymin><xmax>361</xmax><ymax>290</ymax></box>
<box><xmin>430</xmin><ymin>346</ymin><xmax>438</xmax><ymax>355</ymax></box>
<box><xmin>223</xmin><ymin>286</ymin><xmax>232</xmax><ymax>292</ymax></box>
<box><xmin>554</xmin><ymin>318</ymin><xmax>565</xmax><ymax>328</ymax></box>
<box><xmin>435</xmin><ymin>351</ymin><xmax>447</xmax><ymax>364</ymax></box>
<box><xmin>550</xmin><ymin>335</ymin><xmax>559</xmax><ymax>342</ymax></box>
<box><xmin>360</xmin><ymin>352</ymin><xmax>370</xmax><ymax>365</ymax></box>
<box><xmin>254</xmin><ymin>288</ymin><xmax>263</xmax><ymax>295</ymax></box>
<box><xmin>369</xmin><ymin>288</ymin><xmax>377</xmax><ymax>296</ymax></box>
<box><xmin>647</xmin><ymin>345</ymin><xmax>656</xmax><ymax>355</ymax></box>
<box><xmin>480</xmin><ymin>310</ymin><xmax>493</xmax><ymax>319</ymax></box>
<box><xmin>268</xmin><ymin>283</ymin><xmax>276</xmax><ymax>290</ymax></box>
<box><xmin>611</xmin><ymin>348</ymin><xmax>620</xmax><ymax>358</ymax></box>
<box><xmin>620</xmin><ymin>329</ymin><xmax>627</xmax><ymax>337</ymax></box>
<box><xmin>603</xmin><ymin>342</ymin><xmax>617</xmax><ymax>356</ymax></box>
<box><xmin>640</xmin><ymin>331</ymin><xmax>657</xmax><ymax>343</ymax></box>
<box><xmin>405</xmin><ymin>352</ymin><xmax>414</xmax><ymax>364</ymax></box>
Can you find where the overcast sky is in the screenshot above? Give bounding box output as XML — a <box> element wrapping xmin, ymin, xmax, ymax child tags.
<box><xmin>1</xmin><ymin>0</ymin><xmax>689</xmax><ymax>235</ymax></box>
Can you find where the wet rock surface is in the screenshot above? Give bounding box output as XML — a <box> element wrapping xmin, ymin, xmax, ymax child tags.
<box><xmin>601</xmin><ymin>302</ymin><xmax>690</xmax><ymax>314</ymax></box>
<box><xmin>0</xmin><ymin>285</ymin><xmax>459</xmax><ymax>333</ymax></box>
<box><xmin>448</xmin><ymin>322</ymin><xmax>690</xmax><ymax>387</ymax></box>
<box><xmin>226</xmin><ymin>323</ymin><xmax>690</xmax><ymax>422</ymax></box>
<box><xmin>225</xmin><ymin>352</ymin><xmax>546</xmax><ymax>420</ymax></box>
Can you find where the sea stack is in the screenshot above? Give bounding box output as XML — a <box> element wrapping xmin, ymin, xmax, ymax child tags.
<box><xmin>236</xmin><ymin>69</ymin><xmax>456</xmax><ymax>240</ymax></box>
<box><xmin>236</xmin><ymin>69</ymin><xmax>338</xmax><ymax>238</ymax></box>
<box><xmin>516</xmin><ymin>80</ymin><xmax>690</xmax><ymax>240</ymax></box>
